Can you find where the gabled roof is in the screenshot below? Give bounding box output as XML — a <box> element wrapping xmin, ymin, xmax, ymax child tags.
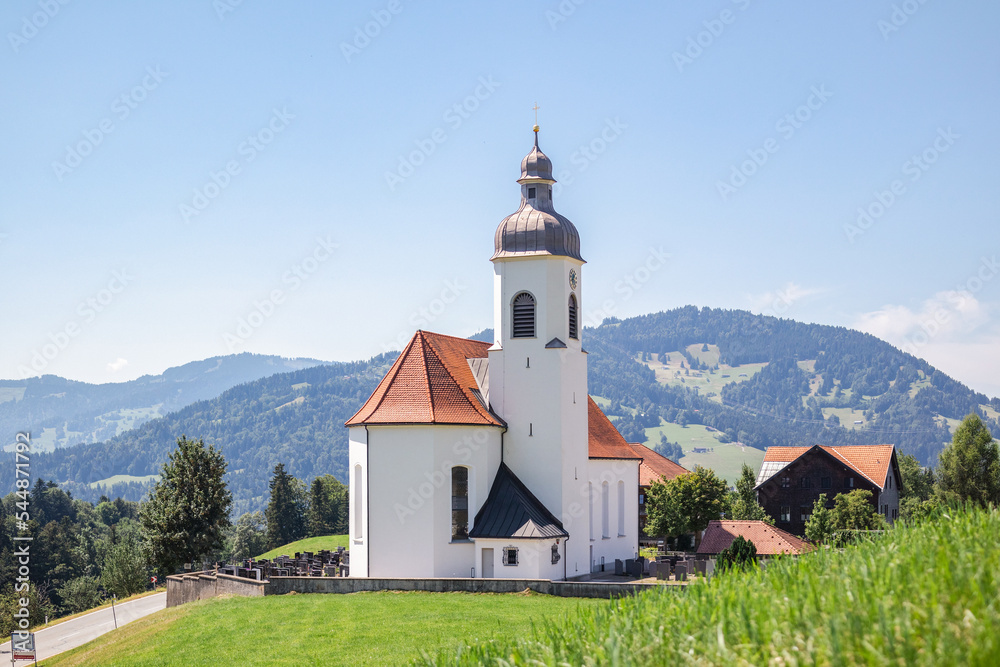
<box><xmin>588</xmin><ymin>397</ymin><xmax>641</xmax><ymax>460</ymax></box>
<box><xmin>469</xmin><ymin>463</ymin><xmax>568</xmax><ymax>540</ymax></box>
<box><xmin>756</xmin><ymin>444</ymin><xmax>897</xmax><ymax>490</ymax></box>
<box><xmin>622</xmin><ymin>442</ymin><xmax>689</xmax><ymax>486</ymax></box>
<box><xmin>345</xmin><ymin>331</ymin><xmax>504</xmax><ymax>427</ymax></box>
<box><xmin>697</xmin><ymin>520</ymin><xmax>813</xmax><ymax>556</ymax></box>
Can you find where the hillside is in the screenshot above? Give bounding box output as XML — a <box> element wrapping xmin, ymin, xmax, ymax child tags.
<box><xmin>0</xmin><ymin>353</ymin><xmax>331</xmax><ymax>453</ymax></box>
<box><xmin>20</xmin><ymin>356</ymin><xmax>393</xmax><ymax>513</ymax></box>
<box><xmin>16</xmin><ymin>307</ymin><xmax>999</xmax><ymax>511</ymax></box>
<box><xmin>585</xmin><ymin>307</ymin><xmax>1000</xmax><ymax>472</ymax></box>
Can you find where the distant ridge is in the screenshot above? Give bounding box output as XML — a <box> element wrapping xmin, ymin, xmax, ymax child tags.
<box><xmin>11</xmin><ymin>307</ymin><xmax>998</xmax><ymax>513</ymax></box>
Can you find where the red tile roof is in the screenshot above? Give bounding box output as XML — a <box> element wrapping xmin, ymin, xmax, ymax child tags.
<box><xmin>587</xmin><ymin>397</ymin><xmax>641</xmax><ymax>460</ymax></box>
<box><xmin>761</xmin><ymin>445</ymin><xmax>896</xmax><ymax>489</ymax></box>
<box><xmin>697</xmin><ymin>520</ymin><xmax>813</xmax><ymax>556</ymax></box>
<box><xmin>622</xmin><ymin>442</ymin><xmax>689</xmax><ymax>486</ymax></box>
<box><xmin>345</xmin><ymin>331</ymin><xmax>503</xmax><ymax>427</ymax></box>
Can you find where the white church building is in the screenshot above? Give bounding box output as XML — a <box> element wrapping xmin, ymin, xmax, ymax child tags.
<box><xmin>346</xmin><ymin>128</ymin><xmax>644</xmax><ymax>580</ymax></box>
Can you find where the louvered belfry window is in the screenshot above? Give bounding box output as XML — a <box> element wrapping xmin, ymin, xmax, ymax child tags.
<box><xmin>512</xmin><ymin>292</ymin><xmax>536</xmax><ymax>338</ymax></box>
<box><xmin>568</xmin><ymin>294</ymin><xmax>578</xmax><ymax>339</ymax></box>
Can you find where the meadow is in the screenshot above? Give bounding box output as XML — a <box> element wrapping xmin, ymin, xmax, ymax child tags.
<box><xmin>41</xmin><ymin>591</ymin><xmax>602</xmax><ymax>666</ymax></box>
<box><xmin>422</xmin><ymin>506</ymin><xmax>1000</xmax><ymax>666</ymax></box>
<box><xmin>642</xmin><ymin>420</ymin><xmax>764</xmax><ymax>484</ymax></box>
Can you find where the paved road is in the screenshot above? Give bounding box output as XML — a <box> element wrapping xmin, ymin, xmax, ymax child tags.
<box><xmin>0</xmin><ymin>592</ymin><xmax>166</xmax><ymax>663</ymax></box>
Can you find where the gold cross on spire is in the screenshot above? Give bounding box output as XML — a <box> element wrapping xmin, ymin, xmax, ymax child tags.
<box><xmin>532</xmin><ymin>102</ymin><xmax>540</xmax><ymax>132</ymax></box>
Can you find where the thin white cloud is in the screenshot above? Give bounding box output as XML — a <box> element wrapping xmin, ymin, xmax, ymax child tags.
<box><xmin>106</xmin><ymin>357</ymin><xmax>129</xmax><ymax>373</ymax></box>
<box><xmin>854</xmin><ymin>292</ymin><xmax>1000</xmax><ymax>399</ymax></box>
<box><xmin>747</xmin><ymin>282</ymin><xmax>826</xmax><ymax>317</ymax></box>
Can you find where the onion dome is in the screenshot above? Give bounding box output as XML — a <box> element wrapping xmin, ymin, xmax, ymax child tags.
<box><xmin>492</xmin><ymin>128</ymin><xmax>583</xmax><ymax>261</ymax></box>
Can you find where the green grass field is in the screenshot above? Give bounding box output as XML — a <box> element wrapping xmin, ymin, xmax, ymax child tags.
<box><xmin>641</xmin><ymin>351</ymin><xmax>767</xmax><ymax>403</ymax></box>
<box><xmin>255</xmin><ymin>535</ymin><xmax>351</xmax><ymax>560</ymax></box>
<box><xmin>642</xmin><ymin>420</ymin><xmax>764</xmax><ymax>485</ymax></box>
<box><xmin>821</xmin><ymin>406</ymin><xmax>869</xmax><ymax>429</ymax></box>
<box><xmin>42</xmin><ymin>591</ymin><xmax>604</xmax><ymax>667</ymax></box>
<box><xmin>423</xmin><ymin>506</ymin><xmax>1000</xmax><ymax>666</ymax></box>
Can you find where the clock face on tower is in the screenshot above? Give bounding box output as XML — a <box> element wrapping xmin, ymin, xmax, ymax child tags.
<box><xmin>569</xmin><ymin>269</ymin><xmax>578</xmax><ymax>291</ymax></box>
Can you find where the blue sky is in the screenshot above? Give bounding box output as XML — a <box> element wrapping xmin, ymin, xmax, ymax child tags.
<box><xmin>2</xmin><ymin>1</ymin><xmax>998</xmax><ymax>398</ymax></box>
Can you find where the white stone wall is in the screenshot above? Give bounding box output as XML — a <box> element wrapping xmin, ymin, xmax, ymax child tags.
<box><xmin>349</xmin><ymin>424</ymin><xmax>501</xmax><ymax>578</ymax></box>
<box><xmin>475</xmin><ymin>538</ymin><xmax>566</xmax><ymax>580</ymax></box>
<box><xmin>587</xmin><ymin>458</ymin><xmax>640</xmax><ymax>571</ymax></box>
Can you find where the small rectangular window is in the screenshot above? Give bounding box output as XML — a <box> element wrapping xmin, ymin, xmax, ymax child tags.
<box><xmin>780</xmin><ymin>506</ymin><xmax>790</xmax><ymax>522</ymax></box>
<box><xmin>799</xmin><ymin>477</ymin><xmax>812</xmax><ymax>489</ymax></box>
<box><xmin>821</xmin><ymin>476</ymin><xmax>831</xmax><ymax>489</ymax></box>
<box><xmin>502</xmin><ymin>546</ymin><xmax>518</xmax><ymax>566</ymax></box>
<box><xmin>800</xmin><ymin>506</ymin><xmax>811</xmax><ymax>522</ymax></box>
<box><xmin>528</xmin><ymin>187</ymin><xmax>536</xmax><ymax>198</ymax></box>
<box><xmin>780</xmin><ymin>477</ymin><xmax>790</xmax><ymax>489</ymax></box>
<box><xmin>845</xmin><ymin>477</ymin><xmax>854</xmax><ymax>489</ymax></box>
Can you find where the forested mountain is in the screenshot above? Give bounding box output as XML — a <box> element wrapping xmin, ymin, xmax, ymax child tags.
<box><xmin>12</xmin><ymin>307</ymin><xmax>998</xmax><ymax>514</ymax></box>
<box><xmin>586</xmin><ymin>307</ymin><xmax>999</xmax><ymax>466</ymax></box>
<box><xmin>0</xmin><ymin>353</ymin><xmax>330</xmax><ymax>451</ymax></box>
<box><xmin>16</xmin><ymin>356</ymin><xmax>393</xmax><ymax>515</ymax></box>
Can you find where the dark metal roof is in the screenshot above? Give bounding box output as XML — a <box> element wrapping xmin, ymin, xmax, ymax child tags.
<box><xmin>469</xmin><ymin>463</ymin><xmax>568</xmax><ymax>540</ymax></box>
<box><xmin>492</xmin><ymin>133</ymin><xmax>583</xmax><ymax>262</ymax></box>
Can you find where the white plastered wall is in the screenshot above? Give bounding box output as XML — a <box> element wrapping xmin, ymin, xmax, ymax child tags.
<box><xmin>349</xmin><ymin>423</ymin><xmax>501</xmax><ymax>578</ymax></box>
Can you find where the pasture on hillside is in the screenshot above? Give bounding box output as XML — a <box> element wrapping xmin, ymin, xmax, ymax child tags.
<box><xmin>255</xmin><ymin>534</ymin><xmax>350</xmax><ymax>560</ymax></box>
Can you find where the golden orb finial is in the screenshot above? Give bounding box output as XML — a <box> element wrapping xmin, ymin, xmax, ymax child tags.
<box><xmin>533</xmin><ymin>124</ymin><xmax>539</xmax><ymax>133</ymax></box>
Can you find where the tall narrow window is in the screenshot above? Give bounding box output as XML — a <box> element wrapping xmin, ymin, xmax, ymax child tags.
<box><xmin>588</xmin><ymin>482</ymin><xmax>594</xmax><ymax>540</ymax></box>
<box><xmin>451</xmin><ymin>466</ymin><xmax>469</xmax><ymax>540</ymax></box>
<box><xmin>602</xmin><ymin>481</ymin><xmax>609</xmax><ymax>538</ymax></box>
<box><xmin>617</xmin><ymin>481</ymin><xmax>625</xmax><ymax>536</ymax></box>
<box><xmin>512</xmin><ymin>292</ymin><xmax>535</xmax><ymax>338</ymax></box>
<box><xmin>353</xmin><ymin>464</ymin><xmax>363</xmax><ymax>540</ymax></box>
<box><xmin>568</xmin><ymin>294</ymin><xmax>578</xmax><ymax>339</ymax></box>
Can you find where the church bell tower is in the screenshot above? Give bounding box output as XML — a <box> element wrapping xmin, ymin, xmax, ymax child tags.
<box><xmin>487</xmin><ymin>126</ymin><xmax>589</xmax><ymax>569</ymax></box>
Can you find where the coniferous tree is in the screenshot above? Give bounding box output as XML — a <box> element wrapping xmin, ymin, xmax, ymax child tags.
<box><xmin>728</xmin><ymin>463</ymin><xmax>772</xmax><ymax>523</ymax></box>
<box><xmin>306</xmin><ymin>475</ymin><xmax>348</xmax><ymax>537</ymax></box>
<box><xmin>140</xmin><ymin>435</ymin><xmax>232</xmax><ymax>574</ymax></box>
<box><xmin>266</xmin><ymin>464</ymin><xmax>307</xmax><ymax>549</ymax></box>
<box><xmin>716</xmin><ymin>535</ymin><xmax>757</xmax><ymax>571</ymax></box>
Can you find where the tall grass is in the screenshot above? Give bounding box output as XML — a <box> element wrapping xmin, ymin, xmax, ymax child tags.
<box><xmin>421</xmin><ymin>506</ymin><xmax>1000</xmax><ymax>665</ymax></box>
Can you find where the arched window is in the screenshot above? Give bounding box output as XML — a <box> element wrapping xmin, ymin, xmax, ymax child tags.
<box><xmin>451</xmin><ymin>466</ymin><xmax>469</xmax><ymax>540</ymax></box>
<box><xmin>617</xmin><ymin>481</ymin><xmax>625</xmax><ymax>536</ymax></box>
<box><xmin>512</xmin><ymin>292</ymin><xmax>536</xmax><ymax>338</ymax></box>
<box><xmin>568</xmin><ymin>294</ymin><xmax>578</xmax><ymax>340</ymax></box>
<box><xmin>602</xmin><ymin>481</ymin><xmax>610</xmax><ymax>539</ymax></box>
<box><xmin>353</xmin><ymin>464</ymin><xmax>363</xmax><ymax>540</ymax></box>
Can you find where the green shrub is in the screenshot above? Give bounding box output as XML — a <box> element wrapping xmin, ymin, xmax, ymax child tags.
<box><xmin>716</xmin><ymin>535</ymin><xmax>757</xmax><ymax>571</ymax></box>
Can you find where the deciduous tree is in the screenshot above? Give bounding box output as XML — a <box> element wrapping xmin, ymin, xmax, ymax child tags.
<box><xmin>937</xmin><ymin>414</ymin><xmax>1000</xmax><ymax>508</ymax></box>
<box><xmin>646</xmin><ymin>466</ymin><xmax>728</xmax><ymax>549</ymax></box>
<box><xmin>230</xmin><ymin>511</ymin><xmax>267</xmax><ymax>562</ymax></box>
<box><xmin>804</xmin><ymin>494</ymin><xmax>834</xmax><ymax>544</ymax></box>
<box><xmin>831</xmin><ymin>489</ymin><xmax>886</xmax><ymax>532</ymax></box>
